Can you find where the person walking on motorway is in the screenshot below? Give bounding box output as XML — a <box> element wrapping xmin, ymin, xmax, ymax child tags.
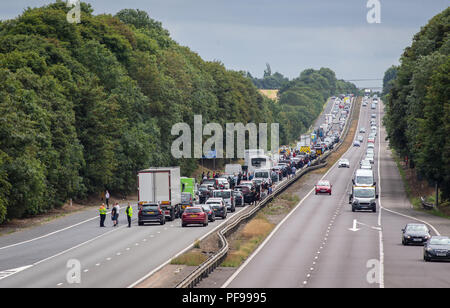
<box><xmin>99</xmin><ymin>203</ymin><xmax>107</xmax><ymax>227</ymax></box>
<box><xmin>126</xmin><ymin>203</ymin><xmax>133</xmax><ymax>228</ymax></box>
<box><xmin>105</xmin><ymin>190</ymin><xmax>110</xmax><ymax>209</ymax></box>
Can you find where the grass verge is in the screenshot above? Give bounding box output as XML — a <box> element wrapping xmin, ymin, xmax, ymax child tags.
<box><xmin>391</xmin><ymin>149</ymin><xmax>450</xmax><ymax>219</ymax></box>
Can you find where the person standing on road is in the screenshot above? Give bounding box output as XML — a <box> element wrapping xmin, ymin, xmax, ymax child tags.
<box><xmin>126</xmin><ymin>203</ymin><xmax>133</xmax><ymax>228</ymax></box>
<box><xmin>105</xmin><ymin>190</ymin><xmax>110</xmax><ymax>209</ymax></box>
<box><xmin>111</xmin><ymin>203</ymin><xmax>120</xmax><ymax>227</ymax></box>
<box><xmin>99</xmin><ymin>203</ymin><xmax>107</xmax><ymax>227</ymax></box>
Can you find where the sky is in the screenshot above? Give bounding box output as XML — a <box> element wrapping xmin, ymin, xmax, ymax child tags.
<box><xmin>1</xmin><ymin>1</ymin><xmax>448</xmax><ymax>89</ymax></box>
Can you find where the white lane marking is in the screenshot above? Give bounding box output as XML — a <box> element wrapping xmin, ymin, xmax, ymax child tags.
<box><xmin>0</xmin><ymin>206</ymin><xmax>139</xmax><ymax>251</ymax></box>
<box><xmin>0</xmin><ymin>265</ymin><xmax>33</xmax><ymax>281</ymax></box>
<box><xmin>377</xmin><ymin>100</ymin><xmax>385</xmax><ymax>289</ymax></box>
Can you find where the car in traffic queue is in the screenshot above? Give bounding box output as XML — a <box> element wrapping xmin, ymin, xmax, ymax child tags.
<box><xmin>368</xmin><ymin>137</ymin><xmax>375</xmax><ymax>144</ymax></box>
<box><xmin>353</xmin><ymin>140</ymin><xmax>361</xmax><ymax>147</ymax></box>
<box><xmin>367</xmin><ymin>143</ymin><xmax>375</xmax><ymax>149</ymax></box>
<box><xmin>365</xmin><ymin>153</ymin><xmax>374</xmax><ymax>164</ymax></box>
<box><xmin>315</xmin><ymin>180</ymin><xmax>332</xmax><ymax>195</ymax></box>
<box><xmin>423</xmin><ymin>236</ymin><xmax>450</xmax><ymax>262</ymax></box>
<box><xmin>180</xmin><ymin>192</ymin><xmax>194</xmax><ymax>215</ymax></box>
<box><xmin>138</xmin><ymin>202</ymin><xmax>166</xmax><ymax>226</ymax></box>
<box><xmin>205</xmin><ymin>198</ymin><xmax>227</xmax><ymax>219</ymax></box>
<box><xmin>201</xmin><ymin>204</ymin><xmax>216</xmax><ymax>222</ymax></box>
<box><xmin>213</xmin><ymin>189</ymin><xmax>235</xmax><ymax>212</ymax></box>
<box><xmin>233</xmin><ymin>190</ymin><xmax>244</xmax><ymax>206</ymax></box>
<box><xmin>198</xmin><ymin>184</ymin><xmax>213</xmax><ymax>204</ymax></box>
<box><xmin>401</xmin><ymin>223</ymin><xmax>431</xmax><ymax>245</ymax></box>
<box><xmin>235</xmin><ymin>184</ymin><xmax>253</xmax><ymax>205</ymax></box>
<box><xmin>360</xmin><ymin>159</ymin><xmax>372</xmax><ymax>170</ymax></box>
<box><xmin>217</xmin><ymin>177</ymin><xmax>230</xmax><ymax>189</ymax></box>
<box><xmin>181</xmin><ymin>206</ymin><xmax>209</xmax><ymax>227</ymax></box>
<box><xmin>349</xmin><ymin>185</ymin><xmax>377</xmax><ymax>212</ymax></box>
<box><xmin>338</xmin><ymin>158</ymin><xmax>350</xmax><ymax>168</ymax></box>
<box><xmin>359</xmin><ymin>127</ymin><xmax>366</xmax><ymax>133</ymax></box>
<box><xmin>202</xmin><ymin>178</ymin><xmax>218</xmax><ymax>189</ymax></box>
<box><xmin>358</xmin><ymin>135</ymin><xmax>364</xmax><ymax>143</ymax></box>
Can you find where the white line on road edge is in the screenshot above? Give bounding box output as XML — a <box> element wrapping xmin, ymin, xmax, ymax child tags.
<box><xmin>221</xmin><ymin>104</ymin><xmax>361</xmax><ymax>288</ymax></box>
<box><xmin>377</xmin><ymin>102</ymin><xmax>385</xmax><ymax>289</ymax></box>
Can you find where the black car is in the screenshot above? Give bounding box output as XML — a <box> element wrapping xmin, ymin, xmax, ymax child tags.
<box><xmin>201</xmin><ymin>204</ymin><xmax>216</xmax><ymax>222</ymax></box>
<box><xmin>138</xmin><ymin>203</ymin><xmax>165</xmax><ymax>226</ymax></box>
<box><xmin>402</xmin><ymin>223</ymin><xmax>430</xmax><ymax>245</ymax></box>
<box><xmin>233</xmin><ymin>190</ymin><xmax>244</xmax><ymax>206</ymax></box>
<box><xmin>424</xmin><ymin>236</ymin><xmax>450</xmax><ymax>262</ymax></box>
<box><xmin>198</xmin><ymin>184</ymin><xmax>212</xmax><ymax>204</ymax></box>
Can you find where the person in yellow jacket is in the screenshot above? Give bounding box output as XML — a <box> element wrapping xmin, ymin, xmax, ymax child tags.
<box><xmin>126</xmin><ymin>203</ymin><xmax>133</xmax><ymax>228</ymax></box>
<box><xmin>99</xmin><ymin>203</ymin><xmax>107</xmax><ymax>227</ymax></box>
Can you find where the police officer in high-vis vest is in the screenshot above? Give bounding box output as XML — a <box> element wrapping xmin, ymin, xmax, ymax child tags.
<box><xmin>99</xmin><ymin>203</ymin><xmax>107</xmax><ymax>227</ymax></box>
<box><xmin>126</xmin><ymin>203</ymin><xmax>133</xmax><ymax>228</ymax></box>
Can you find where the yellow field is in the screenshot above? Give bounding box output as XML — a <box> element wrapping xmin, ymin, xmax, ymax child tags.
<box><xmin>259</xmin><ymin>89</ymin><xmax>279</xmax><ymax>101</ymax></box>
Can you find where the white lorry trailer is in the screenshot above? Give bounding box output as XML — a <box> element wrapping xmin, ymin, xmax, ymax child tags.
<box><xmin>137</xmin><ymin>167</ymin><xmax>181</xmax><ymax>221</ymax></box>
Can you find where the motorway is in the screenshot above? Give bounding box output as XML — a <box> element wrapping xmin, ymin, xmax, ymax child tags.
<box><xmin>223</xmin><ymin>98</ymin><xmax>450</xmax><ymax>288</ymax></box>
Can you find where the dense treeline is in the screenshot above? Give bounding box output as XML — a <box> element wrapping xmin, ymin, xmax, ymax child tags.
<box><xmin>0</xmin><ymin>1</ymin><xmax>356</xmax><ymax>222</ymax></box>
<box><xmin>383</xmin><ymin>7</ymin><xmax>450</xmax><ymax>201</ymax></box>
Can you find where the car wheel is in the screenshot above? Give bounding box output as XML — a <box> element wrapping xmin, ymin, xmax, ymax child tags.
<box><xmin>160</xmin><ymin>220</ymin><xmax>164</xmax><ymax>225</ymax></box>
<box><xmin>138</xmin><ymin>222</ymin><xmax>143</xmax><ymax>226</ymax></box>
<box><xmin>352</xmin><ymin>207</ymin><xmax>356</xmax><ymax>212</ymax></box>
<box><xmin>372</xmin><ymin>207</ymin><xmax>377</xmax><ymax>213</ymax></box>
<box><xmin>424</xmin><ymin>256</ymin><xmax>430</xmax><ymax>262</ymax></box>
<box><xmin>182</xmin><ymin>223</ymin><xmax>186</xmax><ymax>227</ymax></box>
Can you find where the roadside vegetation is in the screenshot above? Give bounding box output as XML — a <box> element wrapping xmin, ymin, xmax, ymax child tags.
<box><xmin>391</xmin><ymin>149</ymin><xmax>450</xmax><ymax>219</ymax></box>
<box><xmin>382</xmin><ymin>7</ymin><xmax>449</xmax><ymax>211</ymax></box>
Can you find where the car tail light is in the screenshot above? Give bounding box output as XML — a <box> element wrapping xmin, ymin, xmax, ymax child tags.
<box><xmin>138</xmin><ymin>210</ymin><xmax>142</xmax><ymax>216</ymax></box>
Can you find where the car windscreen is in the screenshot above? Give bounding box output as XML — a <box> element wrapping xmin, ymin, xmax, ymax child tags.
<box><xmin>254</xmin><ymin>171</ymin><xmax>269</xmax><ymax>178</ymax></box>
<box><xmin>356</xmin><ymin>176</ymin><xmax>373</xmax><ymax>185</ymax></box>
<box><xmin>406</xmin><ymin>225</ymin><xmax>428</xmax><ymax>232</ymax></box>
<box><xmin>181</xmin><ymin>194</ymin><xmax>191</xmax><ymax>202</ymax></box>
<box><xmin>214</xmin><ymin>191</ymin><xmax>231</xmax><ymax>198</ymax></box>
<box><xmin>430</xmin><ymin>238</ymin><xmax>450</xmax><ymax>245</ymax></box>
<box><xmin>251</xmin><ymin>158</ymin><xmax>266</xmax><ymax>167</ymax></box>
<box><xmin>354</xmin><ymin>189</ymin><xmax>375</xmax><ymax>198</ymax></box>
<box><xmin>142</xmin><ymin>205</ymin><xmax>159</xmax><ymax>211</ymax></box>
<box><xmin>185</xmin><ymin>208</ymin><xmax>202</xmax><ymax>213</ymax></box>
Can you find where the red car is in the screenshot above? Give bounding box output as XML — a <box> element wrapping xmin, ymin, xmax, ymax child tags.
<box><xmin>315</xmin><ymin>180</ymin><xmax>332</xmax><ymax>195</ymax></box>
<box><xmin>182</xmin><ymin>207</ymin><xmax>208</xmax><ymax>227</ymax></box>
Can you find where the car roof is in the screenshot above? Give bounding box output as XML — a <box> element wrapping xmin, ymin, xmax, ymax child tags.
<box><xmin>356</xmin><ymin>169</ymin><xmax>373</xmax><ymax>176</ymax></box>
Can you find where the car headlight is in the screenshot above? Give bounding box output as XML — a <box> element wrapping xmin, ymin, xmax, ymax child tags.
<box><xmin>426</xmin><ymin>247</ymin><xmax>433</xmax><ymax>252</ymax></box>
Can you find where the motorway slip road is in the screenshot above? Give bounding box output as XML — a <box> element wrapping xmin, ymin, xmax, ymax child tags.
<box><xmin>223</xmin><ymin>98</ymin><xmax>450</xmax><ymax>288</ymax></box>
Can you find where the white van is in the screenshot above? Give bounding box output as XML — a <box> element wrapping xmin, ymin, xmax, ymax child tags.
<box><xmin>213</xmin><ymin>189</ymin><xmax>235</xmax><ymax>212</ymax></box>
<box><xmin>353</xmin><ymin>169</ymin><xmax>375</xmax><ymax>187</ymax></box>
<box><xmin>253</xmin><ymin>169</ymin><xmax>271</xmax><ymax>184</ymax></box>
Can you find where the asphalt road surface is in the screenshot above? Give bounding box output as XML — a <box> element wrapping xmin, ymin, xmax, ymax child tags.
<box><xmin>223</xmin><ymin>98</ymin><xmax>450</xmax><ymax>288</ymax></box>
